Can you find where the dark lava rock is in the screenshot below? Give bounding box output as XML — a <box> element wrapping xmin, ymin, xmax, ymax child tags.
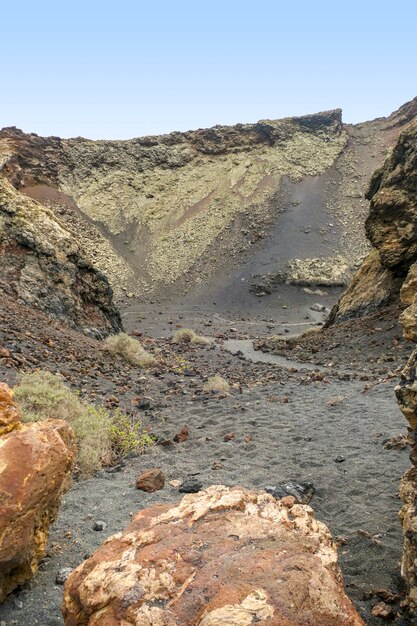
<box><xmin>179</xmin><ymin>478</ymin><xmax>203</xmax><ymax>493</ymax></box>
<box><xmin>265</xmin><ymin>481</ymin><xmax>316</xmax><ymax>504</ymax></box>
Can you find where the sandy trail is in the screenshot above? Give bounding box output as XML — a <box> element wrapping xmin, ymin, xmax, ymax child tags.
<box><xmin>0</xmin><ymin>336</ymin><xmax>409</xmax><ymax>626</ymax></box>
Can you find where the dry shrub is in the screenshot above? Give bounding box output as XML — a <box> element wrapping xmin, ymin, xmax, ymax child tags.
<box><xmin>173</xmin><ymin>328</ymin><xmax>210</xmax><ymax>345</ymax></box>
<box><xmin>104</xmin><ymin>332</ymin><xmax>157</xmax><ymax>367</ymax></box>
<box><xmin>301</xmin><ymin>326</ymin><xmax>322</xmax><ymax>338</ymax></box>
<box><xmin>203</xmin><ymin>374</ymin><xmax>230</xmax><ymax>395</ymax></box>
<box><xmin>14</xmin><ymin>371</ymin><xmax>153</xmax><ymax>477</ymax></box>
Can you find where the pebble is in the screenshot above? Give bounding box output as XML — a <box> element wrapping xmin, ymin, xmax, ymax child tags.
<box><xmin>179</xmin><ymin>478</ymin><xmax>203</xmax><ymax>493</ymax></box>
<box><xmin>173</xmin><ymin>425</ymin><xmax>189</xmax><ymax>443</ymax></box>
<box><xmin>334</xmin><ymin>455</ymin><xmax>346</xmax><ymax>463</ymax></box>
<box><xmin>93</xmin><ymin>520</ymin><xmax>107</xmax><ymax>531</ymax></box>
<box><xmin>136</xmin><ymin>468</ymin><xmax>165</xmax><ymax>492</ymax></box>
<box><xmin>55</xmin><ymin>567</ymin><xmax>73</xmax><ymax>585</ymax></box>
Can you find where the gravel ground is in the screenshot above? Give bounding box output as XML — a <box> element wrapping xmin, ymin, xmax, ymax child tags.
<box><xmin>0</xmin><ymin>295</ymin><xmax>412</xmax><ymax>625</ymax></box>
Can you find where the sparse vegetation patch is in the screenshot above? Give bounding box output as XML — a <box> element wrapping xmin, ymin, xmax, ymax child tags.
<box><xmin>203</xmin><ymin>374</ymin><xmax>230</xmax><ymax>395</ymax></box>
<box><xmin>14</xmin><ymin>371</ymin><xmax>153</xmax><ymax>477</ymax></box>
<box><xmin>104</xmin><ymin>332</ymin><xmax>158</xmax><ymax>367</ymax></box>
<box><xmin>173</xmin><ymin>328</ymin><xmax>210</xmax><ymax>345</ymax></box>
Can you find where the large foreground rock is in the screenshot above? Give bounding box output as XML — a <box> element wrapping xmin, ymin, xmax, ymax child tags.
<box><xmin>0</xmin><ymin>384</ymin><xmax>75</xmax><ymax>602</ymax></box>
<box><xmin>63</xmin><ymin>485</ymin><xmax>364</xmax><ymax>626</ymax></box>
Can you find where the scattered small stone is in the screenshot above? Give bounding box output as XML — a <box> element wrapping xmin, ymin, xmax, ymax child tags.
<box><xmin>173</xmin><ymin>425</ymin><xmax>189</xmax><ymax>443</ymax></box>
<box><xmin>335</xmin><ymin>535</ymin><xmax>349</xmax><ymax>546</ymax></box>
<box><xmin>212</xmin><ymin>461</ymin><xmax>223</xmax><ymax>470</ymax></box>
<box><xmin>136</xmin><ymin>468</ymin><xmax>165</xmax><ymax>492</ymax></box>
<box><xmin>383</xmin><ymin>434</ymin><xmax>412</xmax><ymax>450</ymax></box>
<box><xmin>169</xmin><ymin>479</ymin><xmax>181</xmax><ymax>488</ymax></box>
<box><xmin>179</xmin><ymin>478</ymin><xmax>202</xmax><ymax>493</ymax></box>
<box><xmin>93</xmin><ymin>520</ymin><xmax>107</xmax><ymax>531</ymax></box>
<box><xmin>310</xmin><ymin>303</ymin><xmax>326</xmax><ymax>312</ymax></box>
<box><xmin>223</xmin><ymin>432</ymin><xmax>236</xmax><ymax>442</ymax></box>
<box><xmin>327</xmin><ymin>396</ymin><xmax>345</xmax><ymax>407</ymax></box>
<box><xmin>55</xmin><ymin>567</ymin><xmax>73</xmax><ymax>585</ymax></box>
<box><xmin>157</xmin><ymin>438</ymin><xmax>174</xmax><ymax>447</ymax></box>
<box><xmin>371</xmin><ymin>601</ymin><xmax>393</xmax><ymax>619</ymax></box>
<box><xmin>364</xmin><ymin>588</ymin><xmax>400</xmax><ymax>603</ymax></box>
<box><xmin>265</xmin><ymin>482</ymin><xmax>315</xmax><ymax>504</ymax></box>
<box><xmin>137</xmin><ymin>398</ymin><xmax>151</xmax><ymax>410</ymax></box>
<box><xmin>334</xmin><ymin>455</ymin><xmax>345</xmax><ymax>463</ymax></box>
<box><xmin>243</xmin><ymin>434</ymin><xmax>253</xmax><ymax>443</ymax></box>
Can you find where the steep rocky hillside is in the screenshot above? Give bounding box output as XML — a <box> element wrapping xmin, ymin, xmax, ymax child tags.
<box><xmin>0</xmin><ymin>175</ymin><xmax>122</xmax><ymax>336</ymax></box>
<box><xmin>2</xmin><ymin>99</ymin><xmax>416</xmax><ymax>306</ymax></box>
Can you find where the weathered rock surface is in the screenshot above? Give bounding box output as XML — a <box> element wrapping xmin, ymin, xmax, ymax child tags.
<box><xmin>330</xmin><ymin>118</ymin><xmax>417</xmax><ymax>324</ymax></box>
<box><xmin>136</xmin><ymin>468</ymin><xmax>165</xmax><ymax>492</ymax></box>
<box><xmin>366</xmin><ymin>121</ymin><xmax>417</xmax><ymax>270</ymax></box>
<box><xmin>327</xmin><ymin>250</ymin><xmax>401</xmax><ymax>323</ymax></box>
<box><xmin>363</xmin><ymin>120</ymin><xmax>417</xmax><ymax>616</ymax></box>
<box><xmin>0</xmin><ymin>175</ymin><xmax>122</xmax><ymax>336</ymax></box>
<box><xmin>285</xmin><ymin>256</ymin><xmax>351</xmax><ymax>287</ymax></box>
<box><xmin>62</xmin><ymin>485</ymin><xmax>364</xmax><ymax>626</ymax></box>
<box><xmin>0</xmin><ymin>384</ymin><xmax>75</xmax><ymax>602</ymax></box>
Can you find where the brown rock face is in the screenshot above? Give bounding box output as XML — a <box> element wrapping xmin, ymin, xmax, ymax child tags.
<box><xmin>366</xmin><ymin>122</ymin><xmax>417</xmax><ymax>270</ymax></box>
<box><xmin>62</xmin><ymin>485</ymin><xmax>364</xmax><ymax>626</ymax></box>
<box><xmin>136</xmin><ymin>468</ymin><xmax>165</xmax><ymax>492</ymax></box>
<box><xmin>0</xmin><ymin>174</ymin><xmax>122</xmax><ymax>337</ymax></box>
<box><xmin>329</xmin><ymin>116</ymin><xmax>417</xmax><ymax>324</ymax></box>
<box><xmin>327</xmin><ymin>249</ymin><xmax>400</xmax><ymax>323</ymax></box>
<box><xmin>367</xmin><ymin>122</ymin><xmax>417</xmax><ymax>615</ymax></box>
<box><xmin>0</xmin><ymin>386</ymin><xmax>76</xmax><ymax>602</ymax></box>
<box><xmin>0</xmin><ymin>383</ymin><xmax>20</xmax><ymax>435</ymax></box>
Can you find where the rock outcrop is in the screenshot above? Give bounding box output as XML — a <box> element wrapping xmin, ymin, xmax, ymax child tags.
<box><xmin>0</xmin><ymin>384</ymin><xmax>75</xmax><ymax>602</ymax></box>
<box><xmin>339</xmin><ymin>118</ymin><xmax>417</xmax><ymax>616</ymax></box>
<box><xmin>62</xmin><ymin>485</ymin><xmax>364</xmax><ymax>626</ymax></box>
<box><xmin>327</xmin><ymin>249</ymin><xmax>401</xmax><ymax>323</ymax></box>
<box><xmin>365</xmin><ymin>122</ymin><xmax>417</xmax><ymax>271</ymax></box>
<box><xmin>330</xmin><ymin>119</ymin><xmax>417</xmax><ymax>323</ymax></box>
<box><xmin>0</xmin><ymin>175</ymin><xmax>122</xmax><ymax>336</ymax></box>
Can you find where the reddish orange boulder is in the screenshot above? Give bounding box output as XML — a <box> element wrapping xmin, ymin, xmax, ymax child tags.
<box><xmin>63</xmin><ymin>485</ymin><xmax>364</xmax><ymax>626</ymax></box>
<box><xmin>136</xmin><ymin>468</ymin><xmax>165</xmax><ymax>492</ymax></box>
<box><xmin>0</xmin><ymin>383</ymin><xmax>20</xmax><ymax>435</ymax></box>
<box><xmin>0</xmin><ymin>385</ymin><xmax>75</xmax><ymax>602</ymax></box>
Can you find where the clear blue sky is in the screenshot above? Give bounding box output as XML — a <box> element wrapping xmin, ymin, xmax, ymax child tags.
<box><xmin>3</xmin><ymin>1</ymin><xmax>416</xmax><ymax>139</ymax></box>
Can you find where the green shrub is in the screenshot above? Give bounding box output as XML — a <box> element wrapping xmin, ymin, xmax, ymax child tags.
<box><xmin>110</xmin><ymin>410</ymin><xmax>155</xmax><ymax>456</ymax></box>
<box><xmin>14</xmin><ymin>371</ymin><xmax>153</xmax><ymax>477</ymax></box>
<box><xmin>104</xmin><ymin>333</ymin><xmax>157</xmax><ymax>367</ymax></box>
<box><xmin>173</xmin><ymin>328</ymin><xmax>210</xmax><ymax>345</ymax></box>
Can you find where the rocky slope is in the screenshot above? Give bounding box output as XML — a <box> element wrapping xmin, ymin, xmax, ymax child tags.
<box><xmin>0</xmin><ymin>174</ymin><xmax>122</xmax><ymax>336</ymax></box>
<box><xmin>2</xmin><ymin>99</ymin><xmax>416</xmax><ymax>305</ymax></box>
<box><xmin>329</xmin><ymin>118</ymin><xmax>417</xmax><ymax>323</ymax></box>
